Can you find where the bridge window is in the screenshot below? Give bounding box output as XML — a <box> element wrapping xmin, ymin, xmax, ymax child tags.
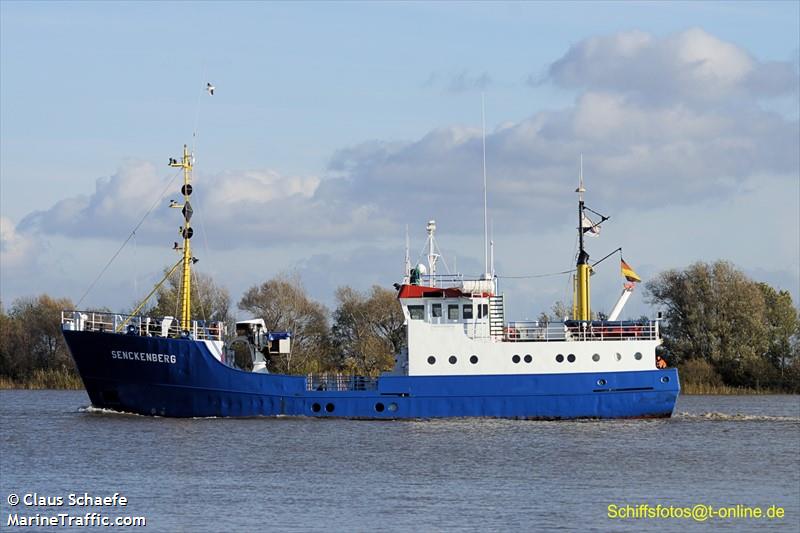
<box><xmin>463</xmin><ymin>304</ymin><xmax>473</xmax><ymax>320</ymax></box>
<box><xmin>432</xmin><ymin>303</ymin><xmax>442</xmax><ymax>318</ymax></box>
<box><xmin>448</xmin><ymin>304</ymin><xmax>459</xmax><ymax>320</ymax></box>
<box><xmin>408</xmin><ymin>305</ymin><xmax>425</xmax><ymax>320</ymax></box>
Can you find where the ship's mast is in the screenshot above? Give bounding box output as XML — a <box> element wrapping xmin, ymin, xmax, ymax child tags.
<box><xmin>169</xmin><ymin>145</ymin><xmax>195</xmax><ymax>332</ymax></box>
<box><xmin>574</xmin><ymin>156</ymin><xmax>591</xmax><ymax>321</ymax></box>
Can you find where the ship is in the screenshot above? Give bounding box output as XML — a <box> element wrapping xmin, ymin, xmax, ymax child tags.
<box><xmin>61</xmin><ymin>144</ymin><xmax>679</xmax><ymax>419</ymax></box>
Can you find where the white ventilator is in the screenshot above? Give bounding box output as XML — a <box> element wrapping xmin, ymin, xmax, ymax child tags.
<box><xmin>608</xmin><ymin>283</ymin><xmax>635</xmax><ymax>321</ymax></box>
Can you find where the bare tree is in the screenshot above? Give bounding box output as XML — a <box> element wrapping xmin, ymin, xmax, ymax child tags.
<box><xmin>142</xmin><ymin>267</ymin><xmax>231</xmax><ymax>324</ymax></box>
<box><xmin>331</xmin><ymin>285</ymin><xmax>405</xmax><ymax>376</ymax></box>
<box><xmin>238</xmin><ymin>273</ymin><xmax>330</xmax><ymax>374</ymax></box>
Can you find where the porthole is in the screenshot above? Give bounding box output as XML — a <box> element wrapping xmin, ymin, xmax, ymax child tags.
<box><xmin>470</xmin><ymin>355</ymin><xmax>478</xmax><ymax>364</ymax></box>
<box><xmin>524</xmin><ymin>354</ymin><xmax>532</xmax><ymax>363</ymax></box>
<box><xmin>634</xmin><ymin>352</ymin><xmax>643</xmax><ymax>361</ymax></box>
<box><xmin>427</xmin><ymin>356</ymin><xmax>436</xmax><ymax>365</ymax></box>
<box><xmin>449</xmin><ymin>355</ymin><xmax>457</xmax><ymax>364</ymax></box>
<box><xmin>556</xmin><ymin>354</ymin><xmax>564</xmax><ymax>363</ymax></box>
<box><xmin>597</xmin><ymin>378</ymin><xmax>607</xmax><ymax>386</ymax></box>
<box><xmin>512</xmin><ymin>354</ymin><xmax>521</xmax><ymax>364</ymax></box>
<box><xmin>615</xmin><ymin>352</ymin><xmax>622</xmax><ymax>361</ymax></box>
<box><xmin>388</xmin><ymin>402</ymin><xmax>398</xmax><ymax>412</ymax></box>
<box><xmin>375</xmin><ymin>402</ymin><xmax>385</xmax><ymax>412</ymax></box>
<box><xmin>592</xmin><ymin>353</ymin><xmax>600</xmax><ymax>362</ymax></box>
<box><xmin>567</xmin><ymin>354</ymin><xmax>576</xmax><ymax>363</ymax></box>
<box><xmin>660</xmin><ymin>376</ymin><xmax>670</xmax><ymax>383</ymax></box>
<box><xmin>325</xmin><ymin>403</ymin><xmax>335</xmax><ymax>413</ymax></box>
<box><xmin>311</xmin><ymin>403</ymin><xmax>321</xmax><ymax>413</ymax></box>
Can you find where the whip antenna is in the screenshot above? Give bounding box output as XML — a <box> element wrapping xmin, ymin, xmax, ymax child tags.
<box><xmin>482</xmin><ymin>93</ymin><xmax>489</xmax><ymax>278</ymax></box>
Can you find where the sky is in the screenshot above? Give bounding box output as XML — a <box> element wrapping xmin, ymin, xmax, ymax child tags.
<box><xmin>1</xmin><ymin>1</ymin><xmax>798</xmax><ymax>321</ymax></box>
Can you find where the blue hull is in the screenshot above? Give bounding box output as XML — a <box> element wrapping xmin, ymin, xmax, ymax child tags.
<box><xmin>63</xmin><ymin>330</ymin><xmax>679</xmax><ymax>419</ymax></box>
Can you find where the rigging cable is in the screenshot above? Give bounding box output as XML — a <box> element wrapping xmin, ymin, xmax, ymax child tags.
<box><xmin>496</xmin><ymin>247</ymin><xmax>622</xmax><ymax>280</ymax></box>
<box><xmin>75</xmin><ymin>168</ymin><xmax>183</xmax><ymax>308</ymax></box>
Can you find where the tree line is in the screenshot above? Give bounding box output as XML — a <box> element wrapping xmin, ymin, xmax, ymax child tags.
<box><xmin>1</xmin><ymin>261</ymin><xmax>798</xmax><ymax>391</ymax></box>
<box><xmin>0</xmin><ymin>272</ymin><xmax>405</xmax><ymax>385</ymax></box>
<box><xmin>646</xmin><ymin>260</ymin><xmax>799</xmax><ymax>391</ymax></box>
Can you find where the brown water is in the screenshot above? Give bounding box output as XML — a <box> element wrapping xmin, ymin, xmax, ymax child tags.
<box><xmin>1</xmin><ymin>391</ymin><xmax>798</xmax><ymax>532</ymax></box>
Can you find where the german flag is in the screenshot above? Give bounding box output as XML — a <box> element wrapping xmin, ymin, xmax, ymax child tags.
<box><xmin>621</xmin><ymin>259</ymin><xmax>641</xmax><ymax>283</ymax></box>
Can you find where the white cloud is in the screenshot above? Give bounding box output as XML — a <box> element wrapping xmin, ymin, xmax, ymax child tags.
<box><xmin>547</xmin><ymin>28</ymin><xmax>798</xmax><ymax>105</ymax></box>
<box><xmin>213</xmin><ymin>169</ymin><xmax>319</xmax><ymax>206</ymax></box>
<box><xmin>17</xmin><ymin>161</ymin><xmax>392</xmax><ymax>248</ymax></box>
<box><xmin>0</xmin><ymin>216</ymin><xmax>35</xmax><ymax>269</ymax></box>
<box><xmin>7</xmin><ymin>28</ymin><xmax>798</xmax><ymax>313</ymax></box>
<box><xmin>325</xmin><ymin>89</ymin><xmax>796</xmax><ymax>234</ymax></box>
<box><xmin>424</xmin><ymin>69</ymin><xmax>492</xmax><ymax>93</ymax></box>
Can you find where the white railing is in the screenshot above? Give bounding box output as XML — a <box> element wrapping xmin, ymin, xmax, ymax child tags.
<box><xmin>503</xmin><ymin>320</ymin><xmax>659</xmax><ymax>342</ymax></box>
<box><xmin>61</xmin><ymin>310</ymin><xmax>225</xmax><ymax>341</ymax></box>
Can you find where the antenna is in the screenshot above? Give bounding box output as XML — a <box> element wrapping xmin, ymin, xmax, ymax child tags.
<box><xmin>481</xmin><ymin>93</ymin><xmax>489</xmax><ymax>278</ymax></box>
<box><xmin>426</xmin><ymin>220</ymin><xmax>438</xmax><ymax>286</ymax></box>
<box><xmin>490</xmin><ymin>220</ymin><xmax>495</xmax><ymax>278</ymax></box>
<box><xmin>403</xmin><ymin>224</ymin><xmax>411</xmax><ymax>283</ymax></box>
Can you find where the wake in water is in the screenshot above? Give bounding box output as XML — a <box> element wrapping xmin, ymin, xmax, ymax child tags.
<box><xmin>78</xmin><ymin>405</ymin><xmax>222</xmax><ymax>419</ymax></box>
<box><xmin>675</xmin><ymin>411</ymin><xmax>800</xmax><ymax>422</ymax></box>
<box><xmin>75</xmin><ymin>405</ymin><xmax>799</xmax><ymax>422</ymax></box>
<box><xmin>78</xmin><ymin>405</ymin><xmax>145</xmax><ymax>417</ymax></box>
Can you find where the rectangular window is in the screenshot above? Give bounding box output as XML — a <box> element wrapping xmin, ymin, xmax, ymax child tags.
<box><xmin>408</xmin><ymin>305</ymin><xmax>425</xmax><ymax>320</ymax></box>
<box><xmin>448</xmin><ymin>304</ymin><xmax>459</xmax><ymax>320</ymax></box>
<box><xmin>432</xmin><ymin>303</ymin><xmax>442</xmax><ymax>318</ymax></box>
<box><xmin>463</xmin><ymin>304</ymin><xmax>473</xmax><ymax>320</ymax></box>
<box><xmin>477</xmin><ymin>303</ymin><xmax>488</xmax><ymax>318</ymax></box>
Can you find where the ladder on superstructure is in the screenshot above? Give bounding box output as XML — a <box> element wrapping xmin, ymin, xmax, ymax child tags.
<box><xmin>489</xmin><ymin>295</ymin><xmax>505</xmax><ymax>339</ymax></box>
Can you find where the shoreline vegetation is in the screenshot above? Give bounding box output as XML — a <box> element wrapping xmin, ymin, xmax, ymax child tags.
<box><xmin>2</xmin><ymin>261</ymin><xmax>799</xmax><ymax>394</ymax></box>
<box><xmin>0</xmin><ymin>369</ymin><xmax>83</xmax><ymax>390</ymax></box>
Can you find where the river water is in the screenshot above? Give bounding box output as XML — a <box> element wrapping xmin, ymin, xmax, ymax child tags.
<box><xmin>1</xmin><ymin>390</ymin><xmax>798</xmax><ymax>532</ymax></box>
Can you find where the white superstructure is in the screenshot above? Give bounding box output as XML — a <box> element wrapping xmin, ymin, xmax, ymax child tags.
<box><xmin>397</xmin><ymin>285</ymin><xmax>660</xmax><ymax>377</ymax></box>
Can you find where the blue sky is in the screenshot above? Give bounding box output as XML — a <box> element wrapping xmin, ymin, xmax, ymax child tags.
<box><xmin>1</xmin><ymin>1</ymin><xmax>798</xmax><ymax>320</ymax></box>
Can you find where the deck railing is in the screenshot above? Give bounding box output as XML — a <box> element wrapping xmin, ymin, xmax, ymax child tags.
<box><xmin>503</xmin><ymin>320</ymin><xmax>659</xmax><ymax>342</ymax></box>
<box><xmin>61</xmin><ymin>310</ymin><xmax>225</xmax><ymax>341</ymax></box>
<box><xmin>306</xmin><ymin>374</ymin><xmax>378</xmax><ymax>392</ymax></box>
